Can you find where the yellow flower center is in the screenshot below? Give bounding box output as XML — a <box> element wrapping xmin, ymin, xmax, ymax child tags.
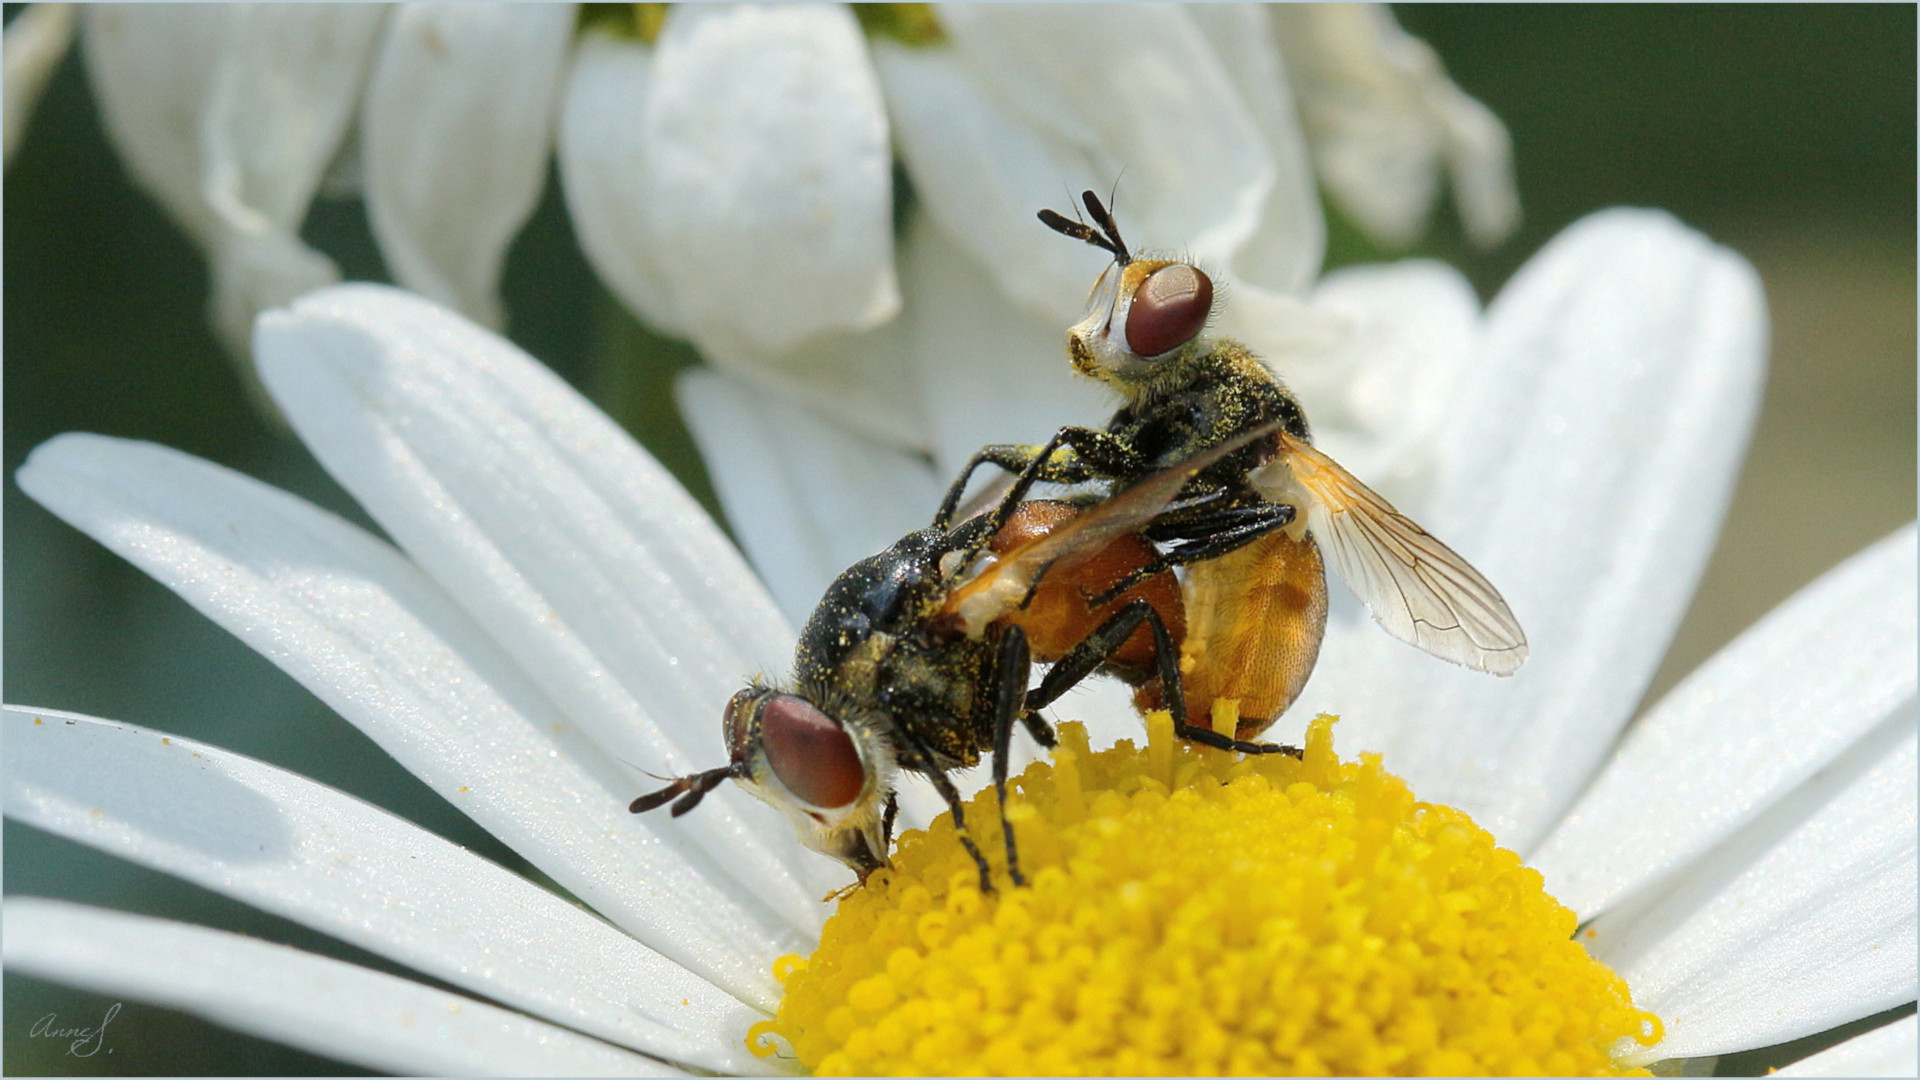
<box><xmin>751</xmin><ymin>711</ymin><xmax>1661</xmax><ymax>1076</ymax></box>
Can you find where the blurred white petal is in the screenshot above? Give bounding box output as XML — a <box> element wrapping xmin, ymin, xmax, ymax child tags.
<box><xmin>81</xmin><ymin>4</ymin><xmax>231</xmax><ymax>239</ymax></box>
<box><xmin>5</xmin><ymin>706</ymin><xmax>765</xmax><ymax>1074</ymax></box>
<box><xmin>1776</xmin><ymin>1015</ymin><xmax>1918</xmax><ymax>1077</ymax></box>
<box><xmin>199</xmin><ymin>5</ymin><xmax>388</xmax><ymax>355</ymax></box>
<box><xmin>1273</xmin><ymin>4</ymin><xmax>1517</xmax><ymax>247</ymax></box>
<box><xmin>939</xmin><ymin>4</ymin><xmax>1272</xmax><ymax>268</ymax></box>
<box><xmin>255</xmin><ymin>283</ymin><xmax>841</xmax><ymax>915</ymax></box>
<box><xmin>643</xmin><ymin>3</ymin><xmax>896</xmax><ymax>359</ymax></box>
<box><xmin>361</xmin><ymin>3</ymin><xmax>572</xmax><ymax>328</ymax></box>
<box><xmin>15</xmin><ymin>433</ymin><xmax>800</xmax><ymax>1008</ymax></box>
<box><xmin>84</xmin><ymin>4</ymin><xmax>388</xmax><ymax>360</ymax></box>
<box><xmin>1187</xmin><ymin>3</ymin><xmax>1324</xmax><ymax>292</ymax></box>
<box><xmin>1277</xmin><ymin>257</ymin><xmax>1482</xmax><ymax>512</ymax></box>
<box><xmin>3</xmin><ymin>3</ymin><xmax>75</xmax><ymax>165</ymax></box>
<box><xmin>558</xmin><ymin>31</ymin><xmax>685</xmax><ymax>336</ymax></box>
<box><xmin>871</xmin><ymin>38</ymin><xmax>1107</xmax><ymax>327</ymax></box>
<box><xmin>894</xmin><ymin>211</ymin><xmax>1111</xmax><ymax>479</ymax></box>
<box><xmin>4</xmin><ymin>899</ymin><xmax>683</xmax><ymax>1077</ymax></box>
<box><xmin>1290</xmin><ymin>210</ymin><xmax>1766</xmax><ymax>852</ymax></box>
<box><xmin>1535</xmin><ymin>525</ymin><xmax>1918</xmax><ymax>920</ymax></box>
<box><xmin>1592</xmin><ymin>711</ymin><xmax>1917</xmax><ymax>1062</ymax></box>
<box><xmin>677</xmin><ymin>367</ymin><xmax>939</xmax><ymax>627</ymax></box>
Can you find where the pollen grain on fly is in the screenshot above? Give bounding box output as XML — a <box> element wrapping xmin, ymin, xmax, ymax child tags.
<box><xmin>761</xmin><ymin>714</ymin><xmax>1662</xmax><ymax>1076</ymax></box>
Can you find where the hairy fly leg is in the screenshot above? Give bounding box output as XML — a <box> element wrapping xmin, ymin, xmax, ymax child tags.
<box><xmin>989</xmin><ymin>626</ymin><xmax>1037</xmax><ymax>887</ymax></box>
<box><xmin>1084</xmin><ymin>501</ymin><xmax>1299</xmax><ymax>608</ymax></box>
<box><xmin>1027</xmin><ymin>599</ymin><xmax>1302</xmax><ymax>758</ymax></box>
<box><xmin>934</xmin><ymin>426</ymin><xmax>1147</xmax><ymax>528</ymax></box>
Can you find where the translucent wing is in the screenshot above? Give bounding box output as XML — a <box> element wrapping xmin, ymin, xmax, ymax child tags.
<box><xmin>942</xmin><ymin>422</ymin><xmax>1278</xmax><ymax>637</ymax></box>
<box><xmin>1272</xmin><ymin>432</ymin><xmax>1528</xmax><ymax>675</ymax></box>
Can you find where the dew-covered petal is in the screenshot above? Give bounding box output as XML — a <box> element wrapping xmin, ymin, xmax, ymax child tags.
<box><xmin>1290</xmin><ymin>209</ymin><xmax>1767</xmax><ymax>852</ymax></box>
<box><xmin>1776</xmin><ymin>1014</ymin><xmax>1918</xmax><ymax>1077</ymax></box>
<box><xmin>4</xmin><ymin>899</ymin><xmax>684</xmax><ymax>1077</ymax></box>
<box><xmin>677</xmin><ymin>367</ymin><xmax>940</xmax><ymax>627</ymax></box>
<box><xmin>4</xmin><ymin>706</ymin><xmax>768</xmax><ymax>1072</ymax></box>
<box><xmin>643</xmin><ymin>3</ymin><xmax>896</xmax><ymax>358</ymax></box>
<box><xmin>361</xmin><ymin>3</ymin><xmax>572</xmax><ymax>329</ymax></box>
<box><xmin>870</xmin><ymin>38</ymin><xmax>1108</xmax><ymax>328</ymax></box>
<box><xmin>254</xmin><ymin>283</ymin><xmax>842</xmax><ymax>919</ymax></box>
<box><xmin>558</xmin><ymin>30</ymin><xmax>685</xmax><ymax>336</ymax></box>
<box><xmin>892</xmin><ymin>211</ymin><xmax>1112</xmax><ymax>481</ymax></box>
<box><xmin>1272</xmin><ymin>4</ymin><xmax>1517</xmax><ymax>248</ymax></box>
<box><xmin>16</xmin><ymin>433</ymin><xmax>804</xmax><ymax>1008</ymax></box>
<box><xmin>3</xmin><ymin>2</ymin><xmax>75</xmax><ymax>165</ymax></box>
<box><xmin>1592</xmin><ymin>709</ymin><xmax>1915</xmax><ymax>1062</ymax></box>
<box><xmin>937</xmin><ymin>4</ymin><xmax>1274</xmax><ymax>272</ymax></box>
<box><xmin>1534</xmin><ymin>525</ymin><xmax>1918</xmax><ymax>920</ymax></box>
<box><xmin>1186</xmin><ymin>4</ymin><xmax>1324</xmax><ymax>293</ymax></box>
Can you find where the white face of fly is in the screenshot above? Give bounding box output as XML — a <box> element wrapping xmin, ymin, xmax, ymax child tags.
<box><xmin>724</xmin><ymin>688</ymin><xmax>896</xmax><ymax>880</ymax></box>
<box><xmin>1066</xmin><ymin>258</ymin><xmax>1216</xmax><ymax>389</ymax></box>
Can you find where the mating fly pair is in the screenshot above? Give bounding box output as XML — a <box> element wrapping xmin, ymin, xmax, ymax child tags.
<box><xmin>631</xmin><ymin>423</ymin><xmax>1281</xmax><ymax>893</ymax></box>
<box><xmin>635</xmin><ymin>192</ymin><xmax>1530</xmax><ymax>892</ymax></box>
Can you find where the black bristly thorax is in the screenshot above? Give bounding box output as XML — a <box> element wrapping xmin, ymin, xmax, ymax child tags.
<box><xmin>791</xmin><ymin>525</ymin><xmax>1000</xmax><ymax>774</ymax></box>
<box><xmin>1108</xmin><ymin>339</ymin><xmax>1311</xmax><ymax>496</ymax></box>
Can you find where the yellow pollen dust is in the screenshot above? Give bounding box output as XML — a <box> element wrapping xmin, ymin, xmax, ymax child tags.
<box><xmin>752</xmin><ymin>711</ymin><xmax>1662</xmax><ymax>1076</ymax></box>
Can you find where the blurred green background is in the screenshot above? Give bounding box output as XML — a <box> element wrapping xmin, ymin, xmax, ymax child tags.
<box><xmin>4</xmin><ymin>5</ymin><xmax>1913</xmax><ymax>1075</ymax></box>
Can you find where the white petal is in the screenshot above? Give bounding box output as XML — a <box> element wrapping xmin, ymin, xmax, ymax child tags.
<box><xmin>3</xmin><ymin>899</ymin><xmax>683</xmax><ymax>1077</ymax></box>
<box><xmin>1186</xmin><ymin>4</ymin><xmax>1324</xmax><ymax>292</ymax></box>
<box><xmin>197</xmin><ymin>5</ymin><xmax>389</xmax><ymax>355</ymax></box>
<box><xmin>80</xmin><ymin>4</ymin><xmax>230</xmax><ymax>240</ymax></box>
<box><xmin>893</xmin><ymin>211</ymin><xmax>1113</xmax><ymax>481</ymax></box>
<box><xmin>676</xmin><ymin>367</ymin><xmax>940</xmax><ymax>627</ymax></box>
<box><xmin>871</xmin><ymin>39</ymin><xmax>1111</xmax><ymax>327</ymax></box>
<box><xmin>1591</xmin><ymin>713</ymin><xmax>1916</xmax><ymax>1062</ymax></box>
<box><xmin>4</xmin><ymin>706</ymin><xmax>766</xmax><ymax>1074</ymax></box>
<box><xmin>1776</xmin><ymin>1015</ymin><xmax>1918</xmax><ymax>1077</ymax></box>
<box><xmin>361</xmin><ymin>3</ymin><xmax>572</xmax><ymax>329</ymax></box>
<box><xmin>643</xmin><ymin>3</ymin><xmax>897</xmax><ymax>357</ymax></box>
<box><xmin>1272</xmin><ymin>4</ymin><xmax>1517</xmax><ymax>248</ymax></box>
<box><xmin>1276</xmin><ymin>257</ymin><xmax>1482</xmax><ymax>513</ymax></box>
<box><xmin>254</xmin><ymin>284</ymin><xmax>842</xmax><ymax>921</ymax></box>
<box><xmin>1534</xmin><ymin>525</ymin><xmax>1918</xmax><ymax>919</ymax></box>
<box><xmin>709</xmin><ymin>310</ymin><xmax>934</xmax><ymax>453</ymax></box>
<box><xmin>83</xmin><ymin>4</ymin><xmax>387</xmax><ymax>361</ymax></box>
<box><xmin>558</xmin><ymin>31</ymin><xmax>685</xmax><ymax>336</ymax></box>
<box><xmin>939</xmin><ymin>4</ymin><xmax>1273</xmax><ymax>268</ymax></box>
<box><xmin>3</xmin><ymin>3</ymin><xmax>76</xmax><ymax>165</ymax></box>
<box><xmin>1289</xmin><ymin>209</ymin><xmax>1768</xmax><ymax>852</ymax></box>
<box><xmin>15</xmin><ymin>433</ymin><xmax>802</xmax><ymax>1009</ymax></box>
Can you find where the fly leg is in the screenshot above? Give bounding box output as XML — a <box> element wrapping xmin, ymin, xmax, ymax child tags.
<box><xmin>1026</xmin><ymin>599</ymin><xmax>1302</xmax><ymax>758</ymax></box>
<box><xmin>990</xmin><ymin>626</ymin><xmax>1038</xmax><ymax>888</ymax></box>
<box><xmin>895</xmin><ymin>726</ymin><xmax>997</xmax><ymax>893</ymax></box>
<box><xmin>1083</xmin><ymin>501</ymin><xmax>1299</xmax><ymax>607</ymax></box>
<box><xmin>934</xmin><ymin>426</ymin><xmax>1146</xmax><ymax>528</ymax></box>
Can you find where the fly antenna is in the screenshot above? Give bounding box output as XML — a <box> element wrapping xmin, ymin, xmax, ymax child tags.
<box><xmin>1038</xmin><ymin>187</ymin><xmax>1130</xmax><ymax>266</ymax></box>
<box><xmin>1082</xmin><ymin>189</ymin><xmax>1130</xmax><ymax>265</ymax></box>
<box><xmin>628</xmin><ymin>764</ymin><xmax>740</xmax><ymax>817</ymax></box>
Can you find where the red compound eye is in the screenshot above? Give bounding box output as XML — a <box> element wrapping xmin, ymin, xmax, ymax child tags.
<box><xmin>758</xmin><ymin>694</ymin><xmax>865</xmax><ymax>809</ymax></box>
<box><xmin>1125</xmin><ymin>263</ymin><xmax>1212</xmax><ymax>357</ymax></box>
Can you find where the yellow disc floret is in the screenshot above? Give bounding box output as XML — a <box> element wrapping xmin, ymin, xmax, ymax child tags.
<box><xmin>753</xmin><ymin>712</ymin><xmax>1661</xmax><ymax>1076</ymax></box>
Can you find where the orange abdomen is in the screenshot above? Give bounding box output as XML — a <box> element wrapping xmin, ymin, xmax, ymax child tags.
<box><xmin>1155</xmin><ymin>529</ymin><xmax>1328</xmax><ymax>740</ymax></box>
<box><xmin>991</xmin><ymin>501</ymin><xmax>1186</xmax><ymax>679</ymax></box>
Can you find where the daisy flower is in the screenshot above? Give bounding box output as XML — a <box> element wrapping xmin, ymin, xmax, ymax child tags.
<box><xmin>8</xmin><ymin>204</ymin><xmax>1914</xmax><ymax>1073</ymax></box>
<box><xmin>57</xmin><ymin>2</ymin><xmax>1509</xmax><ymax>441</ymax></box>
